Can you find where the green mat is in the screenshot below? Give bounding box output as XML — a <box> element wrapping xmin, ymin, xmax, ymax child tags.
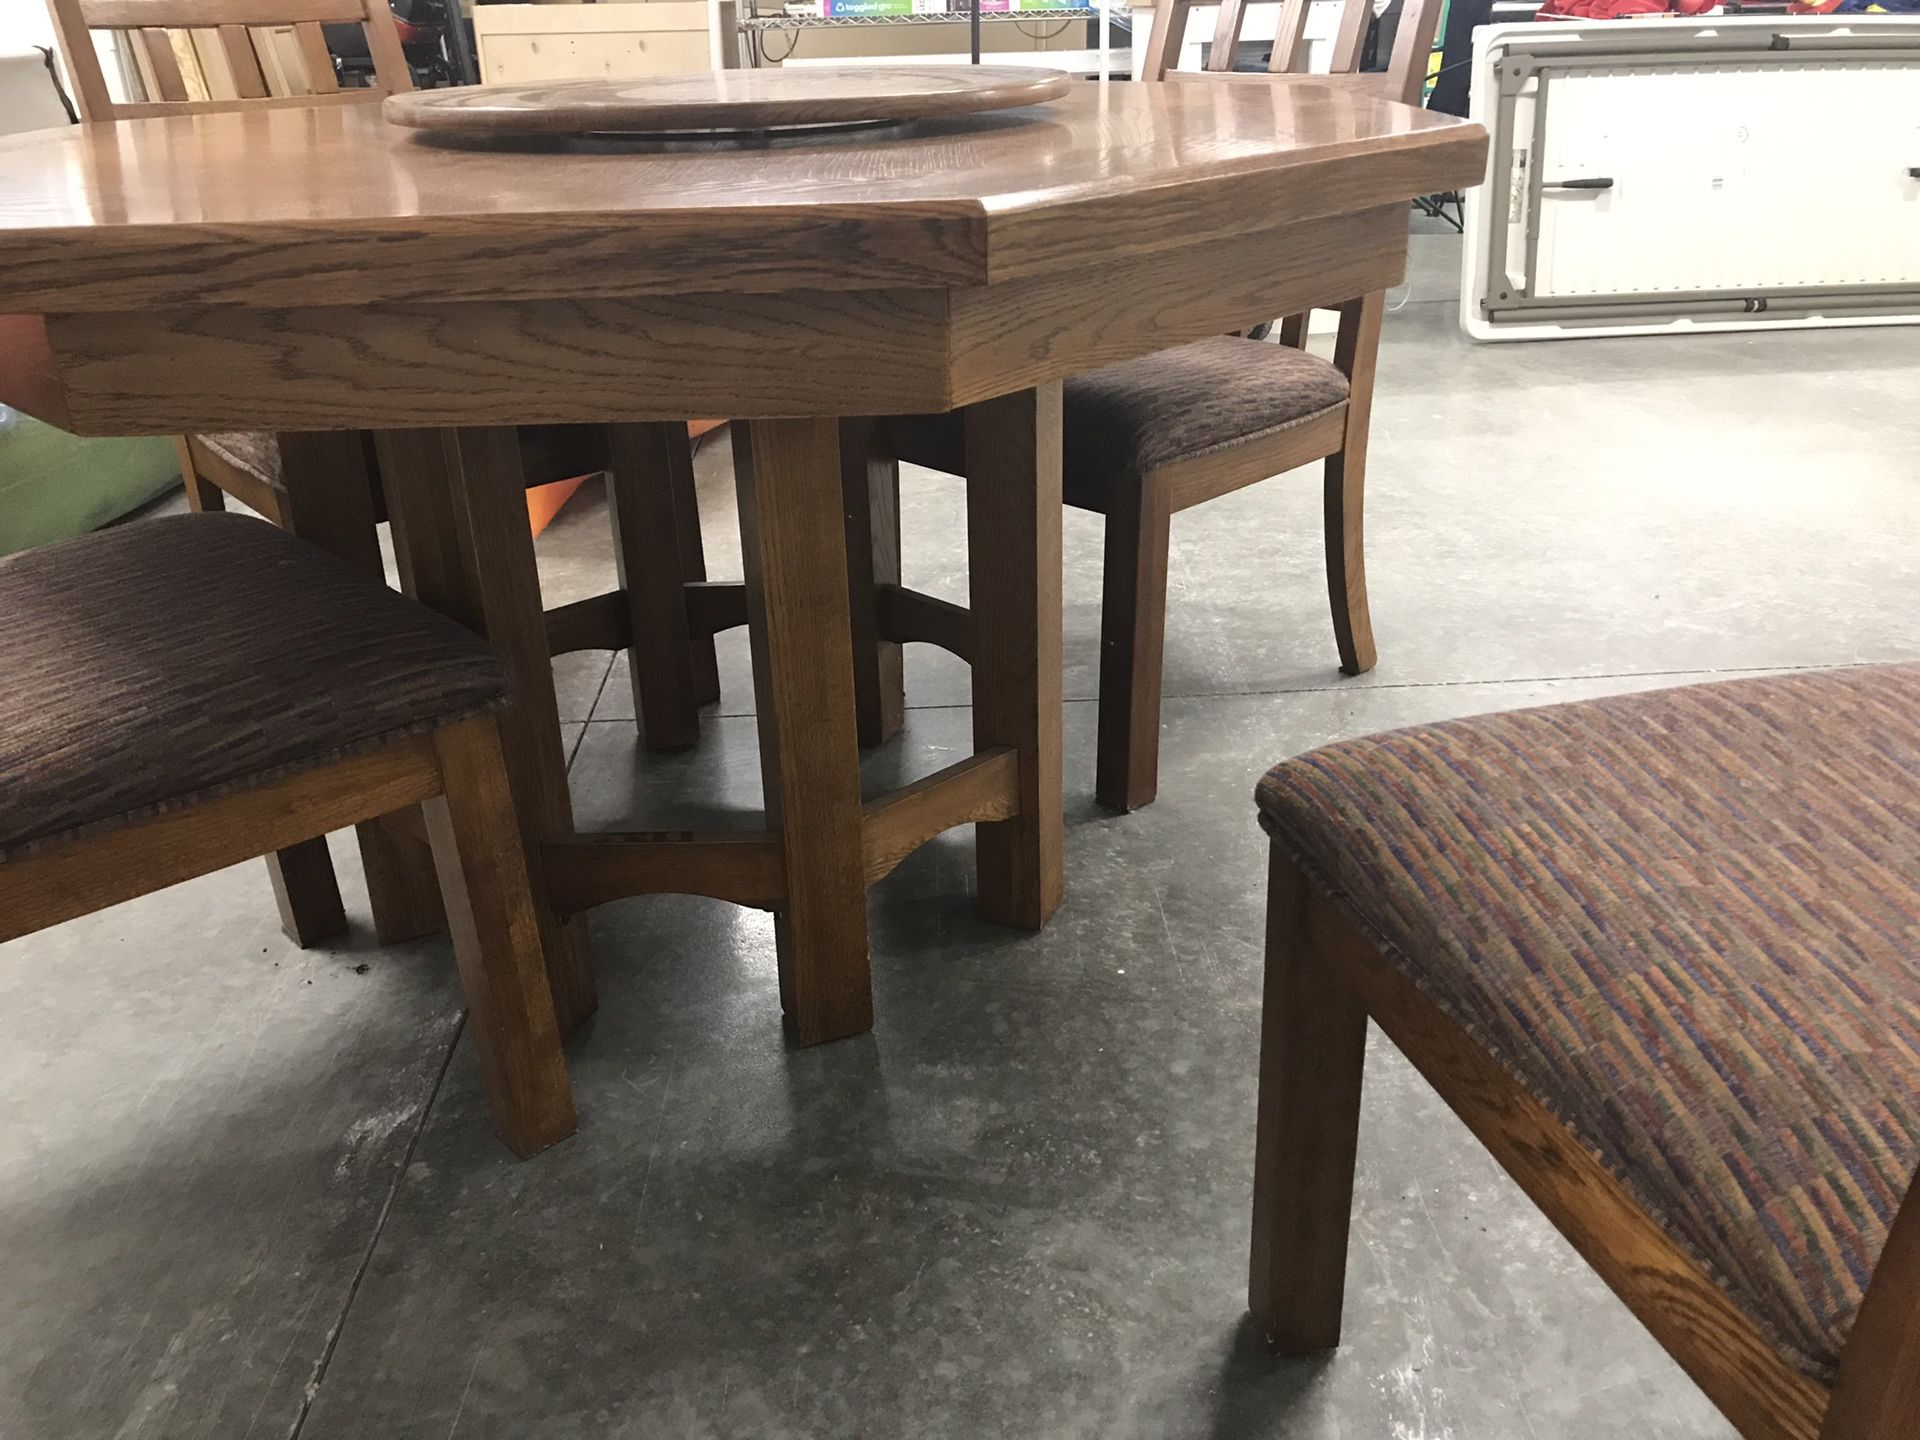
<box><xmin>0</xmin><ymin>407</ymin><xmax>181</xmax><ymax>556</ymax></box>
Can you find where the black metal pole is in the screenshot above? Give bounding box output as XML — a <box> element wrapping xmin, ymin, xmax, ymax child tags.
<box><xmin>971</xmin><ymin>0</ymin><xmax>981</xmax><ymax>64</ymax></box>
<box><xmin>445</xmin><ymin>0</ymin><xmax>480</xmax><ymax>85</ymax></box>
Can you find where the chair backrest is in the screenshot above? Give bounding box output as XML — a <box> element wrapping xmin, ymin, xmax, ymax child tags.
<box><xmin>1142</xmin><ymin>0</ymin><xmax>1443</xmax><ymax>107</ymax></box>
<box><xmin>47</xmin><ymin>0</ymin><xmax>411</xmax><ymax>123</ymax></box>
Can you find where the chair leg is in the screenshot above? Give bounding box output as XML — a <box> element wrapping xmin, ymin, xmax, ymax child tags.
<box><xmin>173</xmin><ymin>437</ymin><xmax>226</xmax><ymax>514</ymax></box>
<box><xmin>1094</xmin><ymin>477</ymin><xmax>1172</xmax><ymax>813</ymax></box>
<box><xmin>278</xmin><ymin>431</ymin><xmax>449</xmax><ymax>945</ymax></box>
<box><xmin>607</xmin><ymin>423</ymin><xmax>703</xmax><ymax>751</ymax></box>
<box><xmin>671</xmin><ymin>427</ymin><xmax>721</xmax><ymax>706</ymax></box>
<box><xmin>1249</xmin><ymin>847</ymin><xmax>1369</xmax><ymax>1353</ymax></box>
<box><xmin>422</xmin><ymin>715</ymin><xmax>577</xmax><ymax>1159</ymax></box>
<box><xmin>181</xmin><ymin>431</ymin><xmax>351</xmax><ymax>945</ymax></box>
<box><xmin>264</xmin><ymin>836</ymin><xmax>347</xmax><ymax>947</ymax></box>
<box><xmin>1326</xmin><ymin>293</ymin><xmax>1383</xmax><ymax>677</ymax></box>
<box><xmin>841</xmin><ymin>418</ymin><xmax>905</xmax><ymax>749</ymax></box>
<box><xmin>1324</xmin><ymin>449</ymin><xmax>1377</xmax><ymax>677</ymax></box>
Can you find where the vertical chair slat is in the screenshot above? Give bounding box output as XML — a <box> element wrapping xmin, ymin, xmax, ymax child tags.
<box><xmin>217</xmin><ymin>23</ymin><xmax>269</xmax><ymax>97</ymax></box>
<box><xmin>1206</xmin><ymin>0</ymin><xmax>1250</xmax><ymax>72</ymax></box>
<box><xmin>292</xmin><ymin>20</ymin><xmax>337</xmax><ymax>91</ymax></box>
<box><xmin>137</xmin><ymin>28</ymin><xmax>191</xmax><ymax>100</ymax></box>
<box><xmin>1266</xmin><ymin>0</ymin><xmax>1314</xmax><ymax>75</ymax></box>
<box><xmin>1327</xmin><ymin>0</ymin><xmax>1372</xmax><ymax>77</ymax></box>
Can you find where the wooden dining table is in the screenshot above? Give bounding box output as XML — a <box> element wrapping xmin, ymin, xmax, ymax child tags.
<box><xmin>0</xmin><ymin>77</ymin><xmax>1485</xmax><ymax>1049</ymax></box>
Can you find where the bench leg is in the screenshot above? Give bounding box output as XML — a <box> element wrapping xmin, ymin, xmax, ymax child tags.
<box><xmin>1249</xmin><ymin>845</ymin><xmax>1369</xmax><ymax>1352</ymax></box>
<box><xmin>424</xmin><ymin>716</ymin><xmax>576</xmax><ymax>1159</ymax></box>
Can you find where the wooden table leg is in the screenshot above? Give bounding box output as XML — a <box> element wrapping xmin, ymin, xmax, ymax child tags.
<box><xmin>276</xmin><ymin>430</ymin><xmax>447</xmax><ymax>945</ymax></box>
<box><xmin>840</xmin><ymin>417</ymin><xmax>905</xmax><ymax>749</ymax></box>
<box><xmin>607</xmin><ymin>422</ymin><xmax>702</xmax><ymax>751</ymax></box>
<box><xmin>963</xmin><ymin>384</ymin><xmax>1065</xmax><ymax>930</ymax></box>
<box><xmin>733</xmin><ymin>418</ymin><xmax>873</xmax><ymax>1044</ymax></box>
<box><xmin>373</xmin><ymin>426</ymin><xmax>598</xmax><ymax>1038</ymax></box>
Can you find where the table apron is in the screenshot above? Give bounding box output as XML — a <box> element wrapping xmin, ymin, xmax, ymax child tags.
<box><xmin>25</xmin><ymin>206</ymin><xmax>1409</xmax><ymax>435</ymax></box>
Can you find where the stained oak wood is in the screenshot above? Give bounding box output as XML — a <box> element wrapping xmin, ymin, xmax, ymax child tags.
<box><xmin>875</xmin><ymin>583</ymin><xmax>973</xmax><ymax>663</ymax></box>
<box><xmin>23</xmin><ymin>199</ymin><xmax>1406</xmax><ymax>438</ymax></box>
<box><xmin>840</xmin><ymin>419</ymin><xmax>905</xmax><ymax>749</ymax></box>
<box><xmin>543</xmin><ymin>833</ymin><xmax>787</xmax><ymax>915</ymax></box>
<box><xmin>1248</xmin><ymin>851</ymin><xmax>1369</xmax><ymax>1352</ymax></box>
<box><xmin>860</xmin><ymin>749</ymin><xmax>1019</xmax><ymax>887</ymax></box>
<box><xmin>422</xmin><ymin>717</ymin><xmax>576</xmax><ymax>1158</ymax></box>
<box><xmin>276</xmin><ymin>429</ymin><xmax>450</xmax><ymax>946</ymax></box>
<box><xmin>669</xmin><ymin>432</ymin><xmax>721</xmax><ymax>706</ymax></box>
<box><xmin>732</xmin><ymin>417</ymin><xmax>873</xmax><ymax>1044</ymax></box>
<box><xmin>1325</xmin><ymin>291</ymin><xmax>1384</xmax><ymax>676</ymax></box>
<box><xmin>963</xmin><ymin>385</ymin><xmax>1064</xmax><ymax>931</ymax></box>
<box><xmin>48</xmin><ymin>0</ymin><xmax>409</xmax><ymax>125</ymax></box>
<box><xmin>544</xmin><ymin>589</ymin><xmax>630</xmax><ymax>657</ymax></box>
<box><xmin>375</xmin><ymin>426</ymin><xmax>598</xmax><ymax>1038</ymax></box>
<box><xmin>0</xmin><ymin>35</ymin><xmax>1484</xmax><ymax>1052</ymax></box>
<box><xmin>1286</xmin><ymin>854</ymin><xmax>1830</xmax><ymax>1440</ymax></box>
<box><xmin>0</xmin><ymin>733</ymin><xmax>437</xmax><ymax>945</ymax></box>
<box><xmin>83</xmin><ymin>0</ymin><xmax>368</xmax><ymax>24</ymax></box>
<box><xmin>0</xmin><ymin>85</ymin><xmax>1485</xmax><ymax>317</ymax></box>
<box><xmin>1093</xmin><ymin>474</ymin><xmax>1173</xmax><ymax>813</ymax></box>
<box><xmin>686</xmin><ymin>580</ymin><xmax>749</xmax><ymax>638</ymax></box>
<box><xmin>264</xmin><ymin>835</ymin><xmax>348</xmax><ymax>946</ymax></box>
<box><xmin>606</xmin><ymin>423</ymin><xmax>703</xmax><ymax>751</ymax></box>
<box><xmin>1823</xmin><ymin>1179</ymin><xmax>1920</xmax><ymax>1437</ymax></box>
<box><xmin>384</xmin><ymin>67</ymin><xmax>1072</xmax><ymax>137</ymax></box>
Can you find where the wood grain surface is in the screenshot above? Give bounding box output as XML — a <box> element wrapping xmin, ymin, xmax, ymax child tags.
<box><xmin>383</xmin><ymin>67</ymin><xmax>1071</xmax><ymax>136</ymax></box>
<box><xmin>0</xmin><ymin>82</ymin><xmax>1485</xmax><ymax>313</ymax></box>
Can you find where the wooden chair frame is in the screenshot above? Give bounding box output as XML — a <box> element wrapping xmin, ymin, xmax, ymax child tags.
<box><xmin>47</xmin><ymin>0</ymin><xmax>411</xmax><ymax>118</ymax></box>
<box><xmin>0</xmin><ymin>713</ymin><xmax>575</xmax><ymax>1157</ymax></box>
<box><xmin>859</xmin><ymin>0</ymin><xmax>1445</xmax><ymax>811</ymax></box>
<box><xmin>1251</xmin><ymin>846</ymin><xmax>1920</xmax><ymax>1440</ymax></box>
<box><xmin>52</xmin><ymin>2</ymin><xmax>717</xmax><ymax>964</ymax></box>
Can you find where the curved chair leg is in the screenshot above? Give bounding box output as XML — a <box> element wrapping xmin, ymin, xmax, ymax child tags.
<box><xmin>1323</xmin><ymin>448</ymin><xmax>1377</xmax><ymax>677</ymax></box>
<box><xmin>1325</xmin><ymin>292</ymin><xmax>1384</xmax><ymax>678</ymax></box>
<box><xmin>1094</xmin><ymin>476</ymin><xmax>1172</xmax><ymax>813</ymax></box>
<box><xmin>1250</xmin><ymin>847</ymin><xmax>1369</xmax><ymax>1352</ymax></box>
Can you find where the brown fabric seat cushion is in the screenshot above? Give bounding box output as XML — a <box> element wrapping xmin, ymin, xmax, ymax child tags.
<box><xmin>0</xmin><ymin>513</ymin><xmax>509</xmax><ymax>862</ymax></box>
<box><xmin>1255</xmin><ymin>667</ymin><xmax>1920</xmax><ymax>1383</ymax></box>
<box><xmin>884</xmin><ymin>337</ymin><xmax>1349</xmax><ymax>506</ymax></box>
<box><xmin>195</xmin><ymin>426</ymin><xmax>611</xmax><ymax>495</ymax></box>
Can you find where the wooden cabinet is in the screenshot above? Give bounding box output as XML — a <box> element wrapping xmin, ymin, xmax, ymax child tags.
<box><xmin>473</xmin><ymin>3</ymin><xmax>727</xmax><ymax>83</ymax></box>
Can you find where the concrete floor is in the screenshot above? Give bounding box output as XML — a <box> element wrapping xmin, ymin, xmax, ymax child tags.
<box><xmin>5</xmin><ymin>221</ymin><xmax>1917</xmax><ymax>1439</ymax></box>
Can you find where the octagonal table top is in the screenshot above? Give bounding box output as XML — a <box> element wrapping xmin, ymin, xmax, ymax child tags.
<box><xmin>0</xmin><ymin>77</ymin><xmax>1486</xmax><ymax>313</ymax></box>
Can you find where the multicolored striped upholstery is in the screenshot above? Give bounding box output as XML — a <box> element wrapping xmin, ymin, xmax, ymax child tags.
<box><xmin>1255</xmin><ymin>667</ymin><xmax>1920</xmax><ymax>1383</ymax></box>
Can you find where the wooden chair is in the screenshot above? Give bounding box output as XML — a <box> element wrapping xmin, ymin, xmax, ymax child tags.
<box><xmin>0</xmin><ymin>513</ymin><xmax>575</xmax><ymax>1156</ymax></box>
<box><xmin>1249</xmin><ymin>667</ymin><xmax>1920</xmax><ymax>1439</ymax></box>
<box><xmin>47</xmin><ymin>0</ymin><xmax>719</xmax><ymax>948</ymax></box>
<box><xmin>878</xmin><ymin>0</ymin><xmax>1444</xmax><ymax>813</ymax></box>
<box><xmin>47</xmin><ymin>0</ymin><xmax>410</xmax><ymax>115</ymax></box>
